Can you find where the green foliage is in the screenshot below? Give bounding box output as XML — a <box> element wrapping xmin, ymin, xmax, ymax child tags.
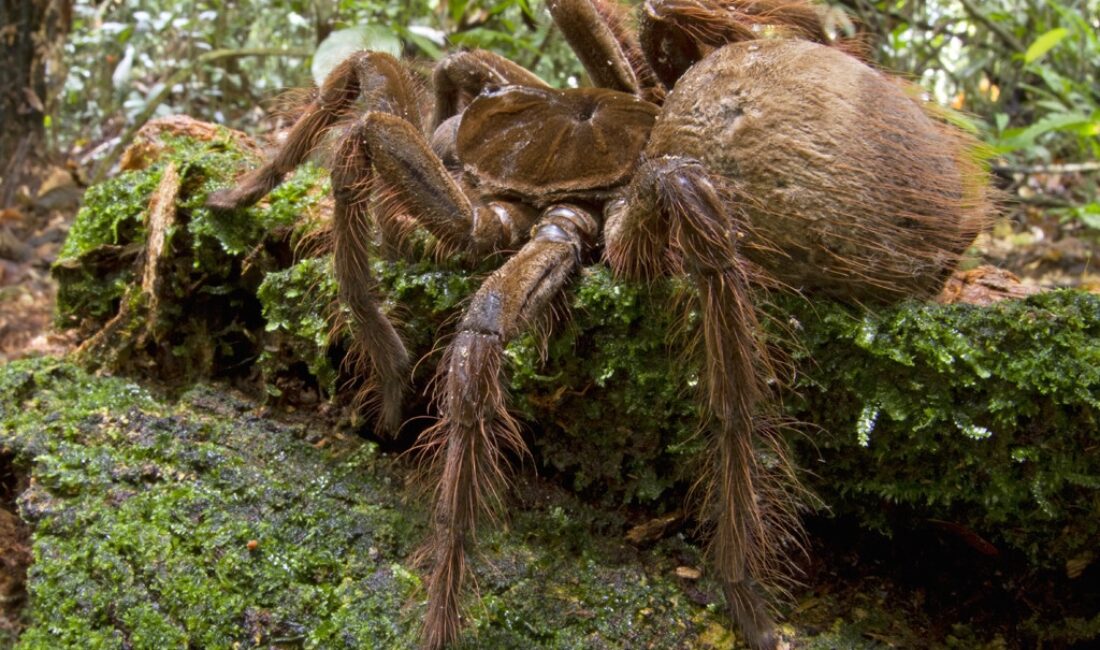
<box><xmin>58</xmin><ymin>166</ymin><xmax>162</xmax><ymax>261</ymax></box>
<box><xmin>848</xmin><ymin>0</ymin><xmax>1100</xmax><ymax>229</ymax></box>
<box><xmin>851</xmin><ymin>0</ymin><xmax>1099</xmax><ymax>161</ymax></box>
<box><xmin>59</xmin><ymin>1</ymin><xmax>307</xmax><ymax>155</ymax></box>
<box><xmin>56</xmin><ymin>0</ymin><xmax>585</xmax><ymax>174</ymax></box>
<box><xmin>184</xmin><ymin>151</ymin><xmax>325</xmax><ymax>259</ymax></box>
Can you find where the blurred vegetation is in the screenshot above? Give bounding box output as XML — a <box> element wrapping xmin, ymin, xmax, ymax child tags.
<box><xmin>50</xmin><ymin>1</ymin><xmax>1098</xmax><ymax>191</ymax></box>
<box><xmin>834</xmin><ymin>0</ymin><xmax>1100</xmax><ymax>227</ymax></box>
<box><xmin>54</xmin><ymin>0</ymin><xmax>583</xmax><ymax>179</ymax></box>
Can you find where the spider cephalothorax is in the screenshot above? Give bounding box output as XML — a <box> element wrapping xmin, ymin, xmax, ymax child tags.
<box><xmin>208</xmin><ymin>1</ymin><xmax>991</xmax><ymax>648</ymax></box>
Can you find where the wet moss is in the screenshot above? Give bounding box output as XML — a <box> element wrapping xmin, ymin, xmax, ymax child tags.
<box><xmin>52</xmin><ymin>133</ymin><xmax>328</xmax><ymax>385</ymax></box>
<box><xmin>53</xmin><ymin>167</ymin><xmax>164</xmax><ymax>327</ymax></box>
<box><xmin>786</xmin><ymin>290</ymin><xmax>1100</xmax><ymax>571</ymax></box>
<box><xmin>1</xmin><ymin>358</ymin><xmax>774</xmax><ymax>649</ymax></box>
<box><xmin>505</xmin><ymin>266</ymin><xmax>701</xmax><ymax>505</ymax></box>
<box><xmin>257</xmin><ymin>257</ymin><xmax>342</xmax><ymax>397</ymax></box>
<box><xmin>58</xmin><ymin>168</ymin><xmax>164</xmax><ymax>263</ymax></box>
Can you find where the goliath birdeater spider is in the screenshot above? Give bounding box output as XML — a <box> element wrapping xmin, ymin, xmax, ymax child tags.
<box><xmin>208</xmin><ymin>1</ymin><xmax>991</xmax><ymax>647</ymax></box>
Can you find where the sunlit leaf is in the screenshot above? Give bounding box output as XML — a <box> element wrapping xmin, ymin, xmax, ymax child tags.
<box><xmin>1076</xmin><ymin>203</ymin><xmax>1100</xmax><ymax>230</ymax></box>
<box><xmin>999</xmin><ymin>112</ymin><xmax>1091</xmax><ymax>150</ymax></box>
<box><xmin>111</xmin><ymin>45</ymin><xmax>135</xmax><ymax>89</ymax></box>
<box><xmin>1024</xmin><ymin>27</ymin><xmax>1069</xmax><ymax>63</ymax></box>
<box><xmin>312</xmin><ymin>26</ymin><xmax>402</xmax><ymax>86</ymax></box>
<box><xmin>400</xmin><ymin>27</ymin><xmax>444</xmax><ymax>60</ymax></box>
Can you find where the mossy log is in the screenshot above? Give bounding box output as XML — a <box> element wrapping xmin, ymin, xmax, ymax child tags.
<box><xmin>26</xmin><ymin>117</ymin><xmax>1100</xmax><ymax>646</ymax></box>
<box><xmin>2</xmin><ymin>358</ymin><xmax>754</xmax><ymax>648</ymax></box>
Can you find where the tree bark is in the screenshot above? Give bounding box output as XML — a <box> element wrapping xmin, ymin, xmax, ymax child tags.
<box><xmin>0</xmin><ymin>0</ymin><xmax>70</xmax><ymax>208</ymax></box>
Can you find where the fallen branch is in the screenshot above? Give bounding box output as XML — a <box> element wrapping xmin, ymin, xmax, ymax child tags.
<box><xmin>993</xmin><ymin>161</ymin><xmax>1100</xmax><ymax>175</ymax></box>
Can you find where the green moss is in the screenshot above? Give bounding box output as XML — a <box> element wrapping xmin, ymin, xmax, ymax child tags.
<box><xmin>184</xmin><ymin>156</ymin><xmax>327</xmax><ymax>273</ymax></box>
<box><xmin>505</xmin><ymin>266</ymin><xmax>700</xmax><ymax>505</ymax></box>
<box><xmin>257</xmin><ymin>256</ymin><xmax>341</xmax><ymax>396</ymax></box>
<box><xmin>58</xmin><ymin>168</ymin><xmax>164</xmax><ymax>262</ymax></box>
<box><xmin>1</xmin><ymin>358</ymin><xmax>771</xmax><ymax>649</ymax></box>
<box><xmin>787</xmin><ymin>290</ymin><xmax>1100</xmax><ymax>571</ymax></box>
<box><xmin>51</xmin><ymin>133</ymin><xmax>333</xmax><ymax>383</ymax></box>
<box><xmin>53</xmin><ymin>167</ymin><xmax>163</xmax><ymax>327</ymax></box>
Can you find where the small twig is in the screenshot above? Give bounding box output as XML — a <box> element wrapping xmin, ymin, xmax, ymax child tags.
<box><xmin>1011</xmin><ymin>195</ymin><xmax>1075</xmax><ymax>209</ymax></box>
<box><xmin>993</xmin><ymin>161</ymin><xmax>1100</xmax><ymax>175</ymax></box>
<box><xmin>956</xmin><ymin>0</ymin><xmax>1025</xmax><ymax>53</ymax></box>
<box><xmin>92</xmin><ymin>47</ymin><xmax>312</xmax><ymax>183</ymax></box>
<box><xmin>525</xmin><ymin>22</ymin><xmax>556</xmax><ymax>72</ymax></box>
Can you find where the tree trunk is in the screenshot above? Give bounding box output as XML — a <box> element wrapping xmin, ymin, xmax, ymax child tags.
<box><xmin>0</xmin><ymin>0</ymin><xmax>69</xmax><ymax>209</ymax></box>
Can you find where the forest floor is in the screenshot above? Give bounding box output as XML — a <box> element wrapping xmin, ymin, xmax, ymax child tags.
<box><xmin>0</xmin><ymin>148</ymin><xmax>1097</xmax><ymax>647</ymax></box>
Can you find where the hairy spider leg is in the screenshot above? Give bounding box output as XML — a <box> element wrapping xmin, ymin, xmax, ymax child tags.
<box><xmin>208</xmin><ymin>50</ymin><xmax>548</xmax><ymax>433</ymax></box>
<box><xmin>207</xmin><ymin>51</ymin><xmax>422</xmax><ymax>211</ymax></box>
<box><xmin>359</xmin><ymin>113</ymin><xmax>541</xmax><ymax>256</ymax></box>
<box><xmin>606</xmin><ymin>157</ymin><xmax>805</xmax><ymax>650</ymax></box>
<box><xmin>430</xmin><ymin>50</ymin><xmax>550</xmax><ymax>131</ymax></box>
<box><xmin>329</xmin><ymin>108</ymin><xmax>543</xmax><ymax>433</ymax></box>
<box><xmin>203</xmin><ymin>51</ymin><xmax>422</xmax><ymax>433</ymax></box>
<box><xmin>548</xmin><ymin>0</ymin><xmax>665</xmax><ymax>103</ymax></box>
<box><xmin>415</xmin><ymin>205</ymin><xmax>599</xmax><ymax>650</ymax></box>
<box><xmin>327</xmin><ymin>117</ymin><xmax>410</xmax><ymax>436</ymax></box>
<box><xmin>638</xmin><ymin>0</ymin><xmax>862</xmax><ymax>88</ymax></box>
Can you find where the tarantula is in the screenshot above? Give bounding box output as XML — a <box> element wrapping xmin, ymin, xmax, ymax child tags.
<box><xmin>208</xmin><ymin>0</ymin><xmax>990</xmax><ymax>647</ymax></box>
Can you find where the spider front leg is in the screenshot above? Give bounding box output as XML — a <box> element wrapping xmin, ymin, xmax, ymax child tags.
<box><xmin>430</xmin><ymin>49</ymin><xmax>549</xmax><ymax>131</ymax></box>
<box><xmin>207</xmin><ymin>51</ymin><xmax>421</xmax><ymax>211</ymax></box>
<box><xmin>606</xmin><ymin>157</ymin><xmax>803</xmax><ymax>650</ymax></box>
<box><xmin>416</xmin><ymin>205</ymin><xmax>598</xmax><ymax>650</ymax></box>
<box><xmin>328</xmin><ymin>110</ymin><xmax>540</xmax><ymax>432</ymax></box>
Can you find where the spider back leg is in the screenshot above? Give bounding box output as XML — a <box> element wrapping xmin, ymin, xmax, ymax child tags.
<box><xmin>416</xmin><ymin>205</ymin><xmax>598</xmax><ymax>650</ymax></box>
<box><xmin>606</xmin><ymin>157</ymin><xmax>804</xmax><ymax>650</ymax></box>
<box><xmin>638</xmin><ymin>0</ymin><xmax>860</xmax><ymax>86</ymax></box>
<box><xmin>327</xmin><ymin>109</ymin><xmax>541</xmax><ymax>433</ymax></box>
<box><xmin>548</xmin><ymin>0</ymin><xmax>664</xmax><ymax>101</ymax></box>
<box><xmin>328</xmin><ymin>118</ymin><xmax>411</xmax><ymax>434</ymax></box>
<box><xmin>430</xmin><ymin>50</ymin><xmax>550</xmax><ymax>131</ymax></box>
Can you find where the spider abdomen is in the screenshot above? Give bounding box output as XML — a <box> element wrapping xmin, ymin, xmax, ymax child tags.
<box><xmin>649</xmin><ymin>39</ymin><xmax>990</xmax><ymax>301</ymax></box>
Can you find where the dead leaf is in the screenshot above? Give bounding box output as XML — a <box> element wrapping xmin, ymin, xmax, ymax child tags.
<box><xmin>625</xmin><ymin>511</ymin><xmax>684</xmax><ymax>545</ymax></box>
<box><xmin>674</xmin><ymin>566</ymin><xmax>702</xmax><ymax>580</ymax></box>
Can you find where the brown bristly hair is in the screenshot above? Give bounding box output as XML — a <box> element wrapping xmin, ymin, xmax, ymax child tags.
<box><xmin>644</xmin><ymin>0</ymin><xmax>871</xmax><ymax>71</ymax></box>
<box><xmin>412</xmin><ymin>330</ymin><xmax>529</xmax><ymax>650</ymax></box>
<box><xmin>326</xmin><ymin>117</ymin><xmax>412</xmax><ymax>434</ymax></box>
<box><xmin>589</xmin><ymin>0</ymin><xmax>668</xmax><ymax>102</ymax></box>
<box><xmin>606</xmin><ymin>157</ymin><xmax>809</xmax><ymax>647</ymax></box>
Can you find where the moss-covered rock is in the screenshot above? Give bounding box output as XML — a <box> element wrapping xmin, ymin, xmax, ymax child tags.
<box><xmin>53</xmin><ymin>123</ymin><xmax>328</xmax><ymax>382</ymax></box>
<box><xmin>47</xmin><ymin>119</ymin><xmax>1100</xmax><ymax>645</ymax></box>
<box><xmin>4</xmin><ymin>357</ymin><xmax>915</xmax><ymax>649</ymax></box>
